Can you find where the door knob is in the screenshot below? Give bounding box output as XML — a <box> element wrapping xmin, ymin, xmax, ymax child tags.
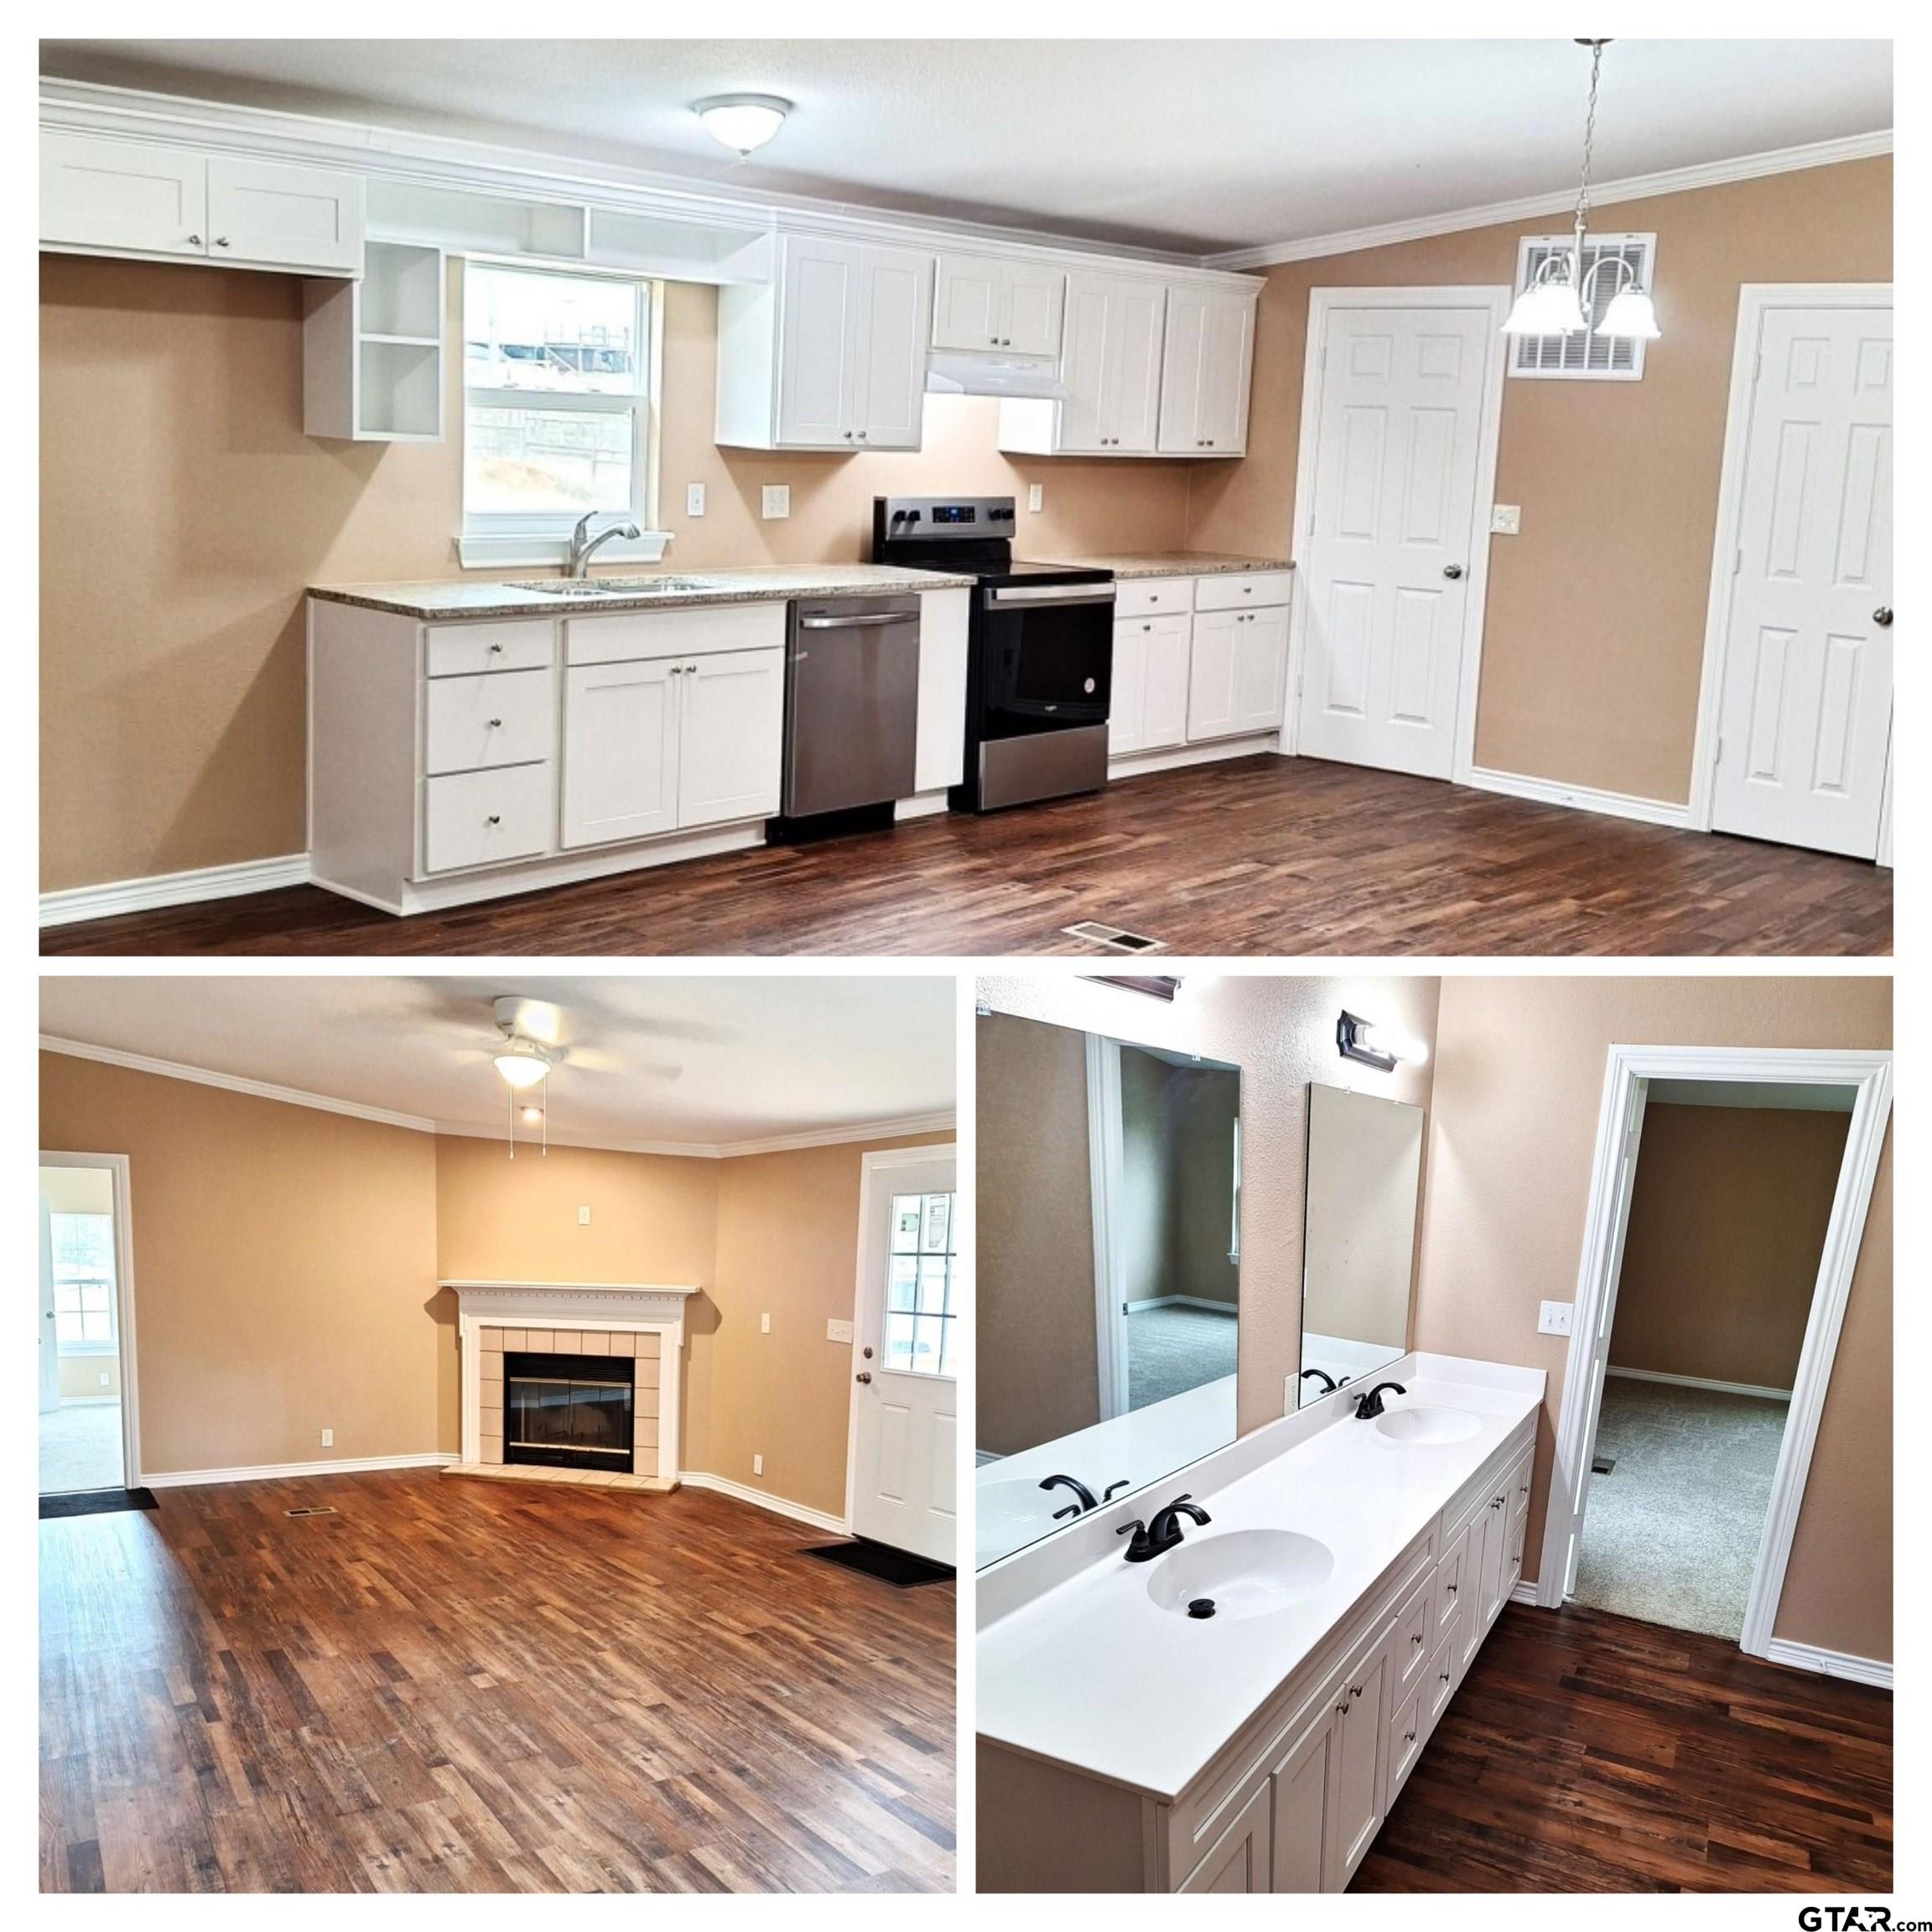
<box><xmin>1874</xmin><ymin>606</ymin><xmax>1893</xmax><ymax>627</ymax></box>
<box><xmin>1442</xmin><ymin>564</ymin><xmax>1465</xmax><ymax>579</ymax></box>
<box><xmin>854</xmin><ymin>1371</ymin><xmax>872</xmax><ymax>1384</ymax></box>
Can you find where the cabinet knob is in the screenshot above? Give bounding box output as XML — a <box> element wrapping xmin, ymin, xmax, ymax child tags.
<box><xmin>1405</xmin><ymin>1731</ymin><xmax>1417</xmax><ymax>1744</ymax></box>
<box><xmin>857</xmin><ymin>430</ymin><xmax>868</xmax><ymax>440</ymax></box>
<box><xmin>488</xmin><ymin>718</ymin><xmax>502</xmax><ymax>729</ymax></box>
<box><xmin>1412</xmin><ymin>1632</ymin><xmax>1425</xmax><ymax>1645</ymax></box>
<box><xmin>1446</xmin><ymin>1583</ymin><xmax>1457</xmax><ymax>1594</ymax></box>
<box><xmin>214</xmin><ymin>236</ymin><xmax>230</xmax><ymax>247</ymax></box>
<box><xmin>1349</xmin><ymin>1685</ymin><xmax>1362</xmax><ymax>1699</ymax></box>
<box><xmin>669</xmin><ymin>666</ymin><xmax>683</xmax><ymax>676</ymax></box>
<box><xmin>687</xmin><ymin>662</ymin><xmax>698</xmax><ymax>673</ymax></box>
<box><xmin>187</xmin><ymin>233</ymin><xmax>202</xmax><ymax>246</ymax></box>
<box><xmin>1440</xmin><ymin>1671</ymin><xmax>1452</xmax><ymax>1684</ymax></box>
<box><xmin>489</xmin><ymin>642</ymin><xmax>504</xmax><ymax>654</ymax></box>
<box><xmin>486</xmin><ymin>814</ymin><xmax>501</xmax><ymax>826</ymax></box>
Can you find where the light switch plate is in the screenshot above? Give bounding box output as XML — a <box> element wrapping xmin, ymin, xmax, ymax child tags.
<box><xmin>1491</xmin><ymin>503</ymin><xmax>1522</xmax><ymax>535</ymax></box>
<box><xmin>826</xmin><ymin>1318</ymin><xmax>854</xmax><ymax>1345</ymax></box>
<box><xmin>1538</xmin><ymin>1299</ymin><xmax>1575</xmax><ymax>1336</ymax></box>
<box><xmin>761</xmin><ymin>484</ymin><xmax>790</xmax><ymax>519</ymax></box>
<box><xmin>1027</xmin><ymin>483</ymin><xmax>1044</xmax><ymax>513</ymax></box>
<box><xmin>578</xmin><ymin>1206</ymin><xmax>590</xmax><ymax>1225</ymax></box>
<box><xmin>686</xmin><ymin>482</ymin><xmax>706</xmax><ymax>517</ymax></box>
<box><xmin>760</xmin><ymin>1312</ymin><xmax>771</xmax><ymax>1334</ymax></box>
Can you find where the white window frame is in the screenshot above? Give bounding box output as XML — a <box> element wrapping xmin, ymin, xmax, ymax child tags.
<box><xmin>49</xmin><ymin>1210</ymin><xmax>119</xmax><ymax>1354</ymax></box>
<box><xmin>1507</xmin><ymin>231</ymin><xmax>1657</xmax><ymax>383</ymax></box>
<box><xmin>457</xmin><ymin>260</ymin><xmax>671</xmax><ymax>569</ymax></box>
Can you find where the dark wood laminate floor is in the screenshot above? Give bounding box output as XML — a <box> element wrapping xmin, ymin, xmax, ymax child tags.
<box><xmin>42</xmin><ymin>757</ymin><xmax>1890</xmax><ymax>957</ymax></box>
<box><xmin>1356</xmin><ymin>1603</ymin><xmax>1892</xmax><ymax>1893</ymax></box>
<box><xmin>39</xmin><ymin>1472</ymin><xmax>954</xmax><ymax>1893</ymax></box>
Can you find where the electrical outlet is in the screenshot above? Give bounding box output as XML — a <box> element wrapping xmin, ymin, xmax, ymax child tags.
<box><xmin>1491</xmin><ymin>503</ymin><xmax>1522</xmax><ymax>535</ymax></box>
<box><xmin>321</xmin><ymin>1427</ymin><xmax>334</xmax><ymax>1447</ymax></box>
<box><xmin>761</xmin><ymin>484</ymin><xmax>790</xmax><ymax>520</ymax></box>
<box><xmin>826</xmin><ymin>1318</ymin><xmax>854</xmax><ymax>1345</ymax></box>
<box><xmin>578</xmin><ymin>1206</ymin><xmax>590</xmax><ymax>1225</ymax></box>
<box><xmin>760</xmin><ymin>1312</ymin><xmax>771</xmax><ymax>1334</ymax></box>
<box><xmin>99</xmin><ymin>1369</ymin><xmax>111</xmax><ymax>1387</ymax></box>
<box><xmin>685</xmin><ymin>481</ymin><xmax>706</xmax><ymax>517</ymax></box>
<box><xmin>1027</xmin><ymin>483</ymin><xmax>1044</xmax><ymax>513</ymax></box>
<box><xmin>1538</xmin><ymin>1300</ymin><xmax>1575</xmax><ymax>1337</ymax></box>
<box><xmin>753</xmin><ymin>1453</ymin><xmax>764</xmax><ymax>1477</ymax></box>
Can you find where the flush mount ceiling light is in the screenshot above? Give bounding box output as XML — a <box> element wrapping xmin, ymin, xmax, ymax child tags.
<box><xmin>1503</xmin><ymin>40</ymin><xmax>1660</xmax><ymax>344</ymax></box>
<box><xmin>693</xmin><ymin>94</ymin><xmax>792</xmax><ymax>158</ymax></box>
<box><xmin>1337</xmin><ymin>1010</ymin><xmax>1427</xmax><ymax>1072</ymax></box>
<box><xmin>492</xmin><ymin>1040</ymin><xmax>551</xmax><ymax>1088</ymax></box>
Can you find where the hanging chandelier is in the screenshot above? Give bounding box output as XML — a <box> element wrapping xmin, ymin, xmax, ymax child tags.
<box><xmin>1503</xmin><ymin>39</ymin><xmax>1660</xmax><ymax>343</ymax></box>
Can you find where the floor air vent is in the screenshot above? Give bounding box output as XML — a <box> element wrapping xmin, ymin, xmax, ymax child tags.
<box><xmin>1592</xmin><ymin>1456</ymin><xmax>1616</xmax><ymax>1476</ymax></box>
<box><xmin>284</xmin><ymin>1505</ymin><xmax>338</xmax><ymax>1517</ymax></box>
<box><xmin>1062</xmin><ymin>920</ymin><xmax>1164</xmax><ymax>953</ymax></box>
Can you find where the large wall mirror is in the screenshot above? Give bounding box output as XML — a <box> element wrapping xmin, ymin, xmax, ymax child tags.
<box><xmin>1297</xmin><ymin>1083</ymin><xmax>1425</xmax><ymax>1406</ymax></box>
<box><xmin>976</xmin><ymin>1010</ymin><xmax>1241</xmax><ymax>1568</ymax></box>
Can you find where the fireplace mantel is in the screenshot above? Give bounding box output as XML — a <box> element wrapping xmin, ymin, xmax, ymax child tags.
<box><xmin>444</xmin><ymin>1279</ymin><xmax>699</xmax><ymax>1478</ymax></box>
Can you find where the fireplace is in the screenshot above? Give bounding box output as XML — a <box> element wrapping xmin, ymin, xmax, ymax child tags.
<box><xmin>503</xmin><ymin>1351</ymin><xmax>636</xmax><ymax>1474</ymax></box>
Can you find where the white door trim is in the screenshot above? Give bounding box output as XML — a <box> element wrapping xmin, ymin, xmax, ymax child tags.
<box><xmin>39</xmin><ymin>1150</ymin><xmax>142</xmax><ymax>1489</ymax></box>
<box><xmin>1084</xmin><ymin>1035</ymin><xmax>1129</xmax><ymax>1420</ymax></box>
<box><xmin>1685</xmin><ymin>282</ymin><xmax>1895</xmax><ymax>839</ymax></box>
<box><xmin>842</xmin><ymin>1142</ymin><xmax>958</xmax><ymax>1538</ymax></box>
<box><xmin>1281</xmin><ymin>284</ymin><xmax>1512</xmax><ymax>784</ymax></box>
<box><xmin>1538</xmin><ymin>1045</ymin><xmax>1891</xmax><ymax>1663</ymax></box>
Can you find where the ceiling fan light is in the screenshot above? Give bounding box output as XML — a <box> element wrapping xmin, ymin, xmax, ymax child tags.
<box><xmin>693</xmin><ymin>94</ymin><xmax>791</xmax><ymax>157</ymax></box>
<box><xmin>493</xmin><ymin>1043</ymin><xmax>550</xmax><ymax>1088</ymax></box>
<box><xmin>1597</xmin><ymin>283</ymin><xmax>1660</xmax><ymax>340</ymax></box>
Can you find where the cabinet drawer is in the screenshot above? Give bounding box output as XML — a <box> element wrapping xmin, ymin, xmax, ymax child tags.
<box><xmin>424</xmin><ymin>621</ymin><xmax>554</xmax><ymax>678</ymax></box>
<box><xmin>1426</xmin><ymin>1610</ymin><xmax>1462</xmax><ymax>1732</ymax></box>
<box><xmin>423</xmin><ymin>667</ymin><xmax>555</xmax><ymax>776</ymax></box>
<box><xmin>1390</xmin><ymin>1567</ymin><xmax>1436</xmax><ymax>1697</ymax></box>
<box><xmin>1435</xmin><ymin>1519</ymin><xmax>1472</xmax><ymax>1631</ymax></box>
<box><xmin>1194</xmin><ymin>569</ymin><xmax>1293</xmax><ymax>612</ymax></box>
<box><xmin>1114</xmin><ymin>576</ymin><xmax>1195</xmax><ymax>620</ymax></box>
<box><xmin>421</xmin><ymin>762</ymin><xmax>553</xmax><ymax>874</ymax></box>
<box><xmin>1386</xmin><ymin>1675</ymin><xmax>1426</xmax><ymax>1808</ymax></box>
<box><xmin>564</xmin><ymin>601</ymin><xmax>786</xmax><ymax>667</ymax></box>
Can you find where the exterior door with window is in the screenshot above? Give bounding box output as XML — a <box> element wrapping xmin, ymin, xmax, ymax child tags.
<box><xmin>1711</xmin><ymin>299</ymin><xmax>1893</xmax><ymax>858</ymax></box>
<box><xmin>1295</xmin><ymin>303</ymin><xmax>1493</xmax><ymax>779</ymax></box>
<box><xmin>849</xmin><ymin>1149</ymin><xmax>958</xmax><ymax>1565</ymax></box>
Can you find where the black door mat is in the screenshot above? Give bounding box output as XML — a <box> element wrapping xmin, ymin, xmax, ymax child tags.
<box><xmin>802</xmin><ymin>1538</ymin><xmax>954</xmax><ymax>1588</ymax></box>
<box><xmin>39</xmin><ymin>1488</ymin><xmax>159</xmax><ymax>1520</ymax></box>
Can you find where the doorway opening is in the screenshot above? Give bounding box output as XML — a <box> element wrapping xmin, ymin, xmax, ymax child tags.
<box><xmin>39</xmin><ymin>1154</ymin><xmax>137</xmax><ymax>1496</ymax></box>
<box><xmin>1542</xmin><ymin>1046</ymin><xmax>1890</xmax><ymax>1663</ymax></box>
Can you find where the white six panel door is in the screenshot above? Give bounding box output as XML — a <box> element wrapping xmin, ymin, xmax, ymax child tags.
<box><xmin>850</xmin><ymin>1150</ymin><xmax>958</xmax><ymax>1566</ymax></box>
<box><xmin>1296</xmin><ymin>305</ymin><xmax>1491</xmax><ymax>778</ymax></box>
<box><xmin>1711</xmin><ymin>302</ymin><xmax>1893</xmax><ymax>858</ymax></box>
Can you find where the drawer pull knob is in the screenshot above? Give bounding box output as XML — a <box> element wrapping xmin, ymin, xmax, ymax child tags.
<box><xmin>1446</xmin><ymin>1583</ymin><xmax>1457</xmax><ymax>1594</ymax></box>
<box><xmin>1413</xmin><ymin>1632</ymin><xmax>1425</xmax><ymax>1645</ymax></box>
<box><xmin>486</xmin><ymin>814</ymin><xmax>501</xmax><ymax>826</ymax></box>
<box><xmin>1405</xmin><ymin>1731</ymin><xmax>1416</xmax><ymax>1744</ymax></box>
<box><xmin>1440</xmin><ymin>1671</ymin><xmax>1451</xmax><ymax>1683</ymax></box>
<box><xmin>489</xmin><ymin>643</ymin><xmax>504</xmax><ymax>654</ymax></box>
<box><xmin>488</xmin><ymin>718</ymin><xmax>503</xmax><ymax>729</ymax></box>
<box><xmin>1349</xmin><ymin>1685</ymin><xmax>1362</xmax><ymax>1699</ymax></box>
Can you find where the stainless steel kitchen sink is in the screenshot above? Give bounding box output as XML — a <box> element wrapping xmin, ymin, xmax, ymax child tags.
<box><xmin>515</xmin><ymin>575</ymin><xmax>724</xmax><ymax>596</ymax></box>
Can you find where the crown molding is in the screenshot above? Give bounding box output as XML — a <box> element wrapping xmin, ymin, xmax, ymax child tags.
<box><xmin>1202</xmin><ymin>128</ymin><xmax>1893</xmax><ymax>271</ymax></box>
<box><xmin>39</xmin><ymin>1036</ymin><xmax>952</xmax><ymax>1161</ymax></box>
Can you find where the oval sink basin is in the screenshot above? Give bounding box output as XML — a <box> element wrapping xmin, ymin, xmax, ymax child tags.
<box><xmin>1375</xmin><ymin>1406</ymin><xmax>1480</xmax><ymax>1445</ymax></box>
<box><xmin>975</xmin><ymin>1478</ymin><xmax>1067</xmax><ymax>1564</ymax></box>
<box><xmin>1147</xmin><ymin>1529</ymin><xmax>1334</xmax><ymax>1622</ymax></box>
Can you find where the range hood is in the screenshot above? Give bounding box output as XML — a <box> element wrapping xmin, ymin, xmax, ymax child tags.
<box><xmin>925</xmin><ymin>351</ymin><xmax>1067</xmax><ymax>400</ymax></box>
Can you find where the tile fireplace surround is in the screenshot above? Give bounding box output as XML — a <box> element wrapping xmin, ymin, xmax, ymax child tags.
<box><xmin>443</xmin><ymin>1280</ymin><xmax>698</xmax><ymax>1492</ymax></box>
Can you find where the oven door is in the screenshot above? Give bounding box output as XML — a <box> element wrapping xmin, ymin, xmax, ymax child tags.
<box><xmin>978</xmin><ymin>584</ymin><xmax>1114</xmax><ymax>737</ymax></box>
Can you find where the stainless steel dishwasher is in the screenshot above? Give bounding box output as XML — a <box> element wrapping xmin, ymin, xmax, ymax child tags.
<box><xmin>776</xmin><ymin>594</ymin><xmax>922</xmax><ymax>834</ymax></box>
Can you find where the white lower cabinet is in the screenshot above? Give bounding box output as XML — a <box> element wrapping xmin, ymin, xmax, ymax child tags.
<box><xmin>1181</xmin><ymin>1780</ymin><xmax>1272</xmax><ymax>1893</ymax></box>
<box><xmin>562</xmin><ymin>658</ymin><xmax>682</xmax><ymax>848</ymax></box>
<box><xmin>1109</xmin><ymin>611</ymin><xmax>1190</xmax><ymax>757</ymax></box>
<box><xmin>1187</xmin><ymin>605</ymin><xmax>1290</xmax><ymax>742</ymax></box>
<box><xmin>673</xmin><ymin>647</ymin><xmax>786</xmax><ymax>828</ymax></box>
<box><xmin>1269</xmin><ymin>1701</ymin><xmax>1339</xmax><ymax>1893</ymax></box>
<box><xmin>423</xmin><ymin>762</ymin><xmax>553</xmax><ymax>874</ymax></box>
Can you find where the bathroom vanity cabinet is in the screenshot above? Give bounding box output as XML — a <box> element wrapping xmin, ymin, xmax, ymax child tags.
<box><xmin>977</xmin><ymin>1364</ymin><xmax>1539</xmax><ymax>1893</ymax></box>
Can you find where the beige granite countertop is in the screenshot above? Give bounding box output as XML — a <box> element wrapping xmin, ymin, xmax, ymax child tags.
<box><xmin>1039</xmin><ymin>551</ymin><xmax>1294</xmax><ymax>579</ymax></box>
<box><xmin>308</xmin><ymin>563</ymin><xmax>977</xmax><ymax>620</ymax></box>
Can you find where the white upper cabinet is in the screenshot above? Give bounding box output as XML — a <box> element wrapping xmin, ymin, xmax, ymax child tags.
<box><xmin>1061</xmin><ymin>273</ymin><xmax>1167</xmax><ymax>453</ymax></box>
<box><xmin>932</xmin><ymin>252</ymin><xmax>1065</xmax><ymax>356</ymax></box>
<box><xmin>726</xmin><ymin>231</ymin><xmax>934</xmax><ymax>450</ymax></box>
<box><xmin>40</xmin><ymin>132</ymin><xmax>364</xmax><ymax>276</ymax></box>
<box><xmin>1159</xmin><ymin>285</ymin><xmax>1256</xmax><ymax>455</ymax></box>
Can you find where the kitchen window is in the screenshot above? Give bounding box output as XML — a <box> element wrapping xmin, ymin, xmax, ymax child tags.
<box><xmin>460</xmin><ymin>262</ymin><xmax>667</xmax><ymax>566</ymax></box>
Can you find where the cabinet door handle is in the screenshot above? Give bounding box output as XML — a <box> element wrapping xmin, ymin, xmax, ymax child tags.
<box><xmin>213</xmin><ymin>236</ymin><xmax>230</xmax><ymax>248</ymax></box>
<box><xmin>487</xmin><ymin>718</ymin><xmax>502</xmax><ymax>729</ymax></box>
<box><xmin>1405</xmin><ymin>1731</ymin><xmax>1417</xmax><ymax>1744</ymax></box>
<box><xmin>486</xmin><ymin>814</ymin><xmax>501</xmax><ymax>826</ymax></box>
<box><xmin>687</xmin><ymin>662</ymin><xmax>698</xmax><ymax>673</ymax></box>
<box><xmin>489</xmin><ymin>642</ymin><xmax>504</xmax><ymax>654</ymax></box>
<box><xmin>1412</xmin><ymin>1632</ymin><xmax>1425</xmax><ymax>1646</ymax></box>
<box><xmin>1349</xmin><ymin>1684</ymin><xmax>1362</xmax><ymax>1699</ymax></box>
<box><xmin>187</xmin><ymin>233</ymin><xmax>202</xmax><ymax>246</ymax></box>
<box><xmin>1440</xmin><ymin>1671</ymin><xmax>1452</xmax><ymax>1683</ymax></box>
<box><xmin>1445</xmin><ymin>1583</ymin><xmax>1457</xmax><ymax>1594</ymax></box>
<box><xmin>669</xmin><ymin>667</ymin><xmax>683</xmax><ymax>677</ymax></box>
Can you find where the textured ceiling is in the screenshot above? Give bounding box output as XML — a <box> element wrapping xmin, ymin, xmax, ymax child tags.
<box><xmin>39</xmin><ymin>38</ymin><xmax>1893</xmax><ymax>254</ymax></box>
<box><xmin>39</xmin><ymin>975</ymin><xmax>957</xmax><ymax>1150</ymax></box>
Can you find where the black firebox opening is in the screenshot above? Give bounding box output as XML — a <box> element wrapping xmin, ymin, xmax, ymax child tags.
<box><xmin>503</xmin><ymin>1351</ymin><xmax>636</xmax><ymax>1474</ymax></box>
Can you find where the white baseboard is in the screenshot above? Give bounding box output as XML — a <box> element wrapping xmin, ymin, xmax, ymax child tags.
<box><xmin>1763</xmin><ymin>1638</ymin><xmax>1893</xmax><ymax>1690</ymax></box>
<box><xmin>1465</xmin><ymin>766</ymin><xmax>1693</xmax><ymax>830</ymax></box>
<box><xmin>1124</xmin><ymin>1295</ymin><xmax>1239</xmax><ymax>1315</ymax></box>
<box><xmin>1606</xmin><ymin>1365</ymin><xmax>1794</xmax><ymax>1402</ymax></box>
<box><xmin>1509</xmin><ymin>1581</ymin><xmax>1541</xmax><ymax>1607</ymax></box>
<box><xmin>680</xmin><ymin>1470</ymin><xmax>849</xmax><ymax>1537</ymax></box>
<box><xmin>40</xmin><ymin>853</ymin><xmax>311</xmax><ymax>927</ymax></box>
<box><xmin>893</xmin><ymin>790</ymin><xmax>952</xmax><ymax>821</ymax></box>
<box><xmin>143</xmin><ymin>1451</ymin><xmax>453</xmax><ymax>1489</ymax></box>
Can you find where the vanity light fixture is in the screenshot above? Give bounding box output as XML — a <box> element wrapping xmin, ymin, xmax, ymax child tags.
<box><xmin>1502</xmin><ymin>40</ymin><xmax>1660</xmax><ymax>345</ymax></box>
<box><xmin>693</xmin><ymin>94</ymin><xmax>792</xmax><ymax>158</ymax></box>
<box><xmin>1337</xmin><ymin>1010</ymin><xmax>1426</xmax><ymax>1072</ymax></box>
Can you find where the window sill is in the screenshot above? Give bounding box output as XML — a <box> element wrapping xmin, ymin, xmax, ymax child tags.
<box><xmin>455</xmin><ymin>529</ymin><xmax>674</xmax><ymax>571</ymax></box>
<box><xmin>57</xmin><ymin>1341</ymin><xmax>118</xmax><ymax>1357</ymax></box>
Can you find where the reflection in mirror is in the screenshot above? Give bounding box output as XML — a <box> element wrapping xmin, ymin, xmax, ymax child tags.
<box><xmin>1298</xmin><ymin>1083</ymin><xmax>1425</xmax><ymax>1407</ymax></box>
<box><xmin>975</xmin><ymin>1011</ymin><xmax>1240</xmax><ymax>1567</ymax></box>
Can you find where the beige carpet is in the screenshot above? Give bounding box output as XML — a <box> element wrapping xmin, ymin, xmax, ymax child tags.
<box><xmin>1571</xmin><ymin>1376</ymin><xmax>1788</xmax><ymax>1639</ymax></box>
<box><xmin>39</xmin><ymin>1400</ymin><xmax>123</xmax><ymax>1493</ymax></box>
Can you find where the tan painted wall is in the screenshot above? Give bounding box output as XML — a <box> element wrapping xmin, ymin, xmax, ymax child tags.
<box><xmin>977</xmin><ymin>1013</ymin><xmax>1100</xmax><ymax>1457</ymax></box>
<box><xmin>1185</xmin><ymin>157</ymin><xmax>1893</xmax><ymax>803</ymax></box>
<box><xmin>1415</xmin><ymin>975</ymin><xmax>1892</xmax><ymax>1661</ymax></box>
<box><xmin>39</xmin><ymin>257</ymin><xmax>1192</xmax><ymax>891</ymax></box>
<box><xmin>1610</xmin><ymin>1103</ymin><xmax>1850</xmax><ymax>1392</ymax></box>
<box><xmin>977</xmin><ymin>975</ymin><xmax>1439</xmax><ymax>1438</ymax></box>
<box><xmin>702</xmin><ymin>1133</ymin><xmax>952</xmax><ymax>1519</ymax></box>
<box><xmin>39</xmin><ymin>1052</ymin><xmax>445</xmax><ymax>1474</ymax></box>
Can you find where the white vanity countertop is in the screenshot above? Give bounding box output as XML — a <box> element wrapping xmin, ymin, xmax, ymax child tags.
<box><xmin>976</xmin><ymin>1368</ymin><xmax>1540</xmax><ymax>1802</ymax></box>
<box><xmin>308</xmin><ymin>563</ymin><xmax>977</xmax><ymax>619</ymax></box>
